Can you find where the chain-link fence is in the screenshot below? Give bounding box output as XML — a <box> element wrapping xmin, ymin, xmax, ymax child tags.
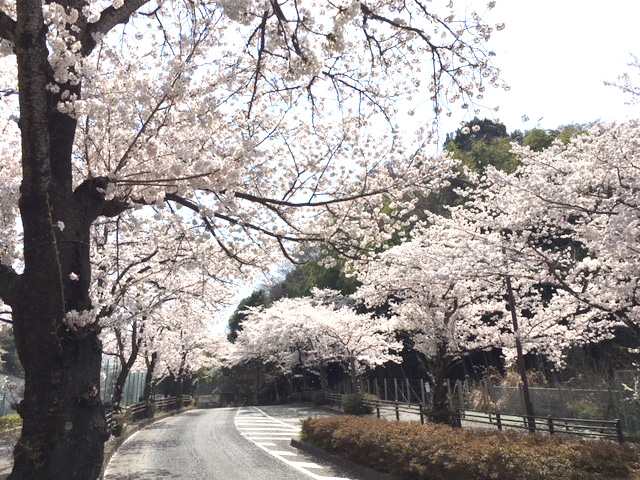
<box><xmin>100</xmin><ymin>358</ymin><xmax>146</xmax><ymax>406</ymax></box>
<box><xmin>354</xmin><ymin>372</ymin><xmax>640</xmax><ymax>435</ymax></box>
<box><xmin>0</xmin><ymin>374</ymin><xmax>24</xmax><ymax>417</ymax></box>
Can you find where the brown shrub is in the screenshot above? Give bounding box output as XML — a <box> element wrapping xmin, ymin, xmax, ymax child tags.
<box><xmin>300</xmin><ymin>417</ymin><xmax>640</xmax><ymax>480</ymax></box>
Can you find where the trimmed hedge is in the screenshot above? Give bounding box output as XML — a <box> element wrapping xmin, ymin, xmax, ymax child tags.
<box><xmin>301</xmin><ymin>416</ymin><xmax>640</xmax><ymax>480</ymax></box>
<box><xmin>0</xmin><ymin>414</ymin><xmax>21</xmax><ymax>431</ymax></box>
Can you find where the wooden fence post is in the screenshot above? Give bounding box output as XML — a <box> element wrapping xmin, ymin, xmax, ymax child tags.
<box><xmin>395</xmin><ymin>401</ymin><xmax>400</xmax><ymax>421</ymax></box>
<box><xmin>547</xmin><ymin>416</ymin><xmax>555</xmax><ymax>435</ymax></box>
<box><xmin>616</xmin><ymin>419</ymin><xmax>624</xmax><ymax>443</ymax></box>
<box><xmin>419</xmin><ymin>403</ymin><xmax>425</xmax><ymax>424</ymax></box>
<box><xmin>376</xmin><ymin>399</ymin><xmax>381</xmax><ymax>419</ymax></box>
<box><xmin>495</xmin><ymin>412</ymin><xmax>502</xmax><ymax>431</ymax></box>
<box><xmin>482</xmin><ymin>380</ymin><xmax>490</xmax><ymax>410</ymax></box>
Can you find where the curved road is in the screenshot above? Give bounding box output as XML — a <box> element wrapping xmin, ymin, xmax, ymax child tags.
<box><xmin>104</xmin><ymin>406</ymin><xmax>363</xmax><ymax>480</ymax></box>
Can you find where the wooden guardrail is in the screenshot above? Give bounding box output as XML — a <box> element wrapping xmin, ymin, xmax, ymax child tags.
<box><xmin>324</xmin><ymin>392</ymin><xmax>624</xmax><ymax>442</ymax></box>
<box><xmin>106</xmin><ymin>395</ymin><xmax>193</xmax><ymax>431</ymax></box>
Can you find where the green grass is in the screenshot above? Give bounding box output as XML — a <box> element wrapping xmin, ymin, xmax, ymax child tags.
<box><xmin>0</xmin><ymin>414</ymin><xmax>21</xmax><ymax>431</ymax></box>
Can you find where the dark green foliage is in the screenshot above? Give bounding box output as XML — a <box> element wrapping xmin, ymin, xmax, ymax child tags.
<box><xmin>270</xmin><ymin>258</ymin><xmax>359</xmax><ymax>301</ymax></box>
<box><xmin>227</xmin><ymin>289</ymin><xmax>270</xmax><ymax>341</ymax></box>
<box><xmin>302</xmin><ymin>416</ymin><xmax>640</xmax><ymax>480</ymax></box>
<box><xmin>524</xmin><ymin>128</ymin><xmax>555</xmax><ymax>151</ymax></box>
<box><xmin>341</xmin><ymin>392</ymin><xmax>377</xmax><ymax>415</ymax></box>
<box><xmin>523</xmin><ymin>124</ymin><xmax>591</xmax><ymax>152</ymax></box>
<box><xmin>342</xmin><ymin>393</ymin><xmax>366</xmax><ymax>415</ymax></box>
<box><xmin>445</xmin><ymin>118</ymin><xmax>520</xmax><ymax>175</ymax></box>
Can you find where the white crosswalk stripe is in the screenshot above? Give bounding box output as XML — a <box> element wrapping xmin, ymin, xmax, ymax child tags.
<box><xmin>234</xmin><ymin>406</ymin><xmax>351</xmax><ymax>480</ymax></box>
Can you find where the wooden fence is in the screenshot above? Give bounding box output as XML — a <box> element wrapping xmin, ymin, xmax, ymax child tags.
<box><xmin>105</xmin><ymin>395</ymin><xmax>193</xmax><ymax>431</ymax></box>
<box><xmin>325</xmin><ymin>392</ymin><xmax>624</xmax><ymax>442</ymax></box>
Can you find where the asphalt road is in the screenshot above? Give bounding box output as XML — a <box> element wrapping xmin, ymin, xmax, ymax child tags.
<box><xmin>104</xmin><ymin>405</ymin><xmax>363</xmax><ymax>480</ymax></box>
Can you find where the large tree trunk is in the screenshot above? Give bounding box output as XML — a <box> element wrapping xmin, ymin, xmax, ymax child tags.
<box><xmin>318</xmin><ymin>361</ymin><xmax>328</xmax><ymax>390</ymax></box>
<box><xmin>11</xmin><ymin>170</ymin><xmax>109</xmax><ymax>479</ymax></box>
<box><xmin>429</xmin><ymin>349</ymin><xmax>457</xmax><ymax>426</ymax></box>
<box><xmin>348</xmin><ymin>357</ymin><xmax>361</xmax><ymax>392</ymax></box>
<box><xmin>111</xmin><ymin>364</ymin><xmax>130</xmax><ymax>409</ymax></box>
<box><xmin>111</xmin><ymin>323</ymin><xmax>143</xmax><ymax>408</ymax></box>
<box><xmin>5</xmin><ymin>4</ymin><xmax>127</xmax><ymax>478</ymax></box>
<box><xmin>505</xmin><ymin>276</ymin><xmax>536</xmax><ymax>432</ymax></box>
<box><xmin>143</xmin><ymin>352</ymin><xmax>158</xmax><ymax>402</ymax></box>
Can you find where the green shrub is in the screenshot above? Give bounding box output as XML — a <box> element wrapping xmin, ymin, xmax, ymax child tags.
<box><xmin>362</xmin><ymin>393</ymin><xmax>377</xmax><ymax>414</ymax></box>
<box><xmin>342</xmin><ymin>393</ymin><xmax>364</xmax><ymax>415</ymax></box>
<box><xmin>342</xmin><ymin>392</ymin><xmax>378</xmax><ymax>415</ymax></box>
<box><xmin>312</xmin><ymin>390</ymin><xmax>326</xmax><ymax>406</ymax></box>
<box><xmin>567</xmin><ymin>400</ymin><xmax>605</xmax><ymax>420</ymax></box>
<box><xmin>0</xmin><ymin>414</ymin><xmax>21</xmax><ymax>431</ymax></box>
<box><xmin>301</xmin><ymin>416</ymin><xmax>640</xmax><ymax>480</ymax></box>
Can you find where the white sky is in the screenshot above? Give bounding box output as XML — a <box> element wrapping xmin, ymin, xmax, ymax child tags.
<box><xmin>440</xmin><ymin>0</ymin><xmax>640</xmax><ymax>135</ymax></box>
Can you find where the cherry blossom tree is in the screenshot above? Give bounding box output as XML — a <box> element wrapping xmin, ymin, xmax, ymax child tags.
<box><xmin>473</xmin><ymin>120</ymin><xmax>640</xmax><ymax>344</ymax></box>
<box><xmin>605</xmin><ymin>54</ymin><xmax>640</xmax><ymax>104</ymax></box>
<box><xmin>0</xmin><ymin>0</ymin><xmax>503</xmax><ymax>477</ymax></box>
<box><xmin>355</xmin><ymin>121</ymin><xmax>640</xmax><ymax>425</ymax></box>
<box><xmin>135</xmin><ymin>297</ymin><xmax>232</xmax><ymax>399</ymax></box>
<box><xmin>94</xmin><ymin>216</ymin><xmax>235</xmax><ymax>407</ymax></box>
<box><xmin>354</xmin><ymin>224</ymin><xmax>499</xmax><ymax>423</ymax></box>
<box><xmin>234</xmin><ymin>289</ymin><xmax>401</xmax><ymax>391</ymax></box>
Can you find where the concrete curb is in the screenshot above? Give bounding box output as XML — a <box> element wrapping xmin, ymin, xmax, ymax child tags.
<box><xmin>100</xmin><ymin>406</ymin><xmax>195</xmax><ymax>479</ymax></box>
<box><xmin>290</xmin><ymin>438</ymin><xmax>398</xmax><ymax>480</ymax></box>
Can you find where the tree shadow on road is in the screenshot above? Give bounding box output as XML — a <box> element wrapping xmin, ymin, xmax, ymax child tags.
<box><xmin>105</xmin><ymin>468</ymin><xmax>182</xmax><ymax>479</ymax></box>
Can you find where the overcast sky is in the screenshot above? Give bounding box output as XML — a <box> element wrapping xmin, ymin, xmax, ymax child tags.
<box><xmin>461</xmin><ymin>0</ymin><xmax>640</xmax><ymax>133</ymax></box>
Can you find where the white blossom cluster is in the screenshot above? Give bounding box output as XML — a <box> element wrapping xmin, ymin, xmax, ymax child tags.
<box><xmin>353</xmin><ymin>120</ymin><xmax>640</xmax><ymax>370</ymax></box>
<box><xmin>230</xmin><ymin>288</ymin><xmax>401</xmax><ymax>381</ymax></box>
<box><xmin>1</xmin><ymin>0</ymin><xmax>505</xmax><ymax>267</ymax></box>
<box><xmin>0</xmin><ymin>0</ymin><xmax>506</xmax><ymax>394</ymax></box>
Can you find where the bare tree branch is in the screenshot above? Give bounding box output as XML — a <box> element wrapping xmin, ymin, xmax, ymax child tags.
<box><xmin>0</xmin><ymin>264</ymin><xmax>19</xmax><ymax>307</ymax></box>
<box><xmin>0</xmin><ymin>11</ymin><xmax>16</xmax><ymax>44</ymax></box>
<box><xmin>81</xmin><ymin>0</ymin><xmax>150</xmax><ymax>56</ymax></box>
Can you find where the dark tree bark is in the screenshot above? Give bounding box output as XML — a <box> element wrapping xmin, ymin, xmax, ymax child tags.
<box><xmin>348</xmin><ymin>356</ymin><xmax>361</xmax><ymax>392</ymax></box>
<box><xmin>505</xmin><ymin>276</ymin><xmax>536</xmax><ymax>432</ymax></box>
<box><xmin>111</xmin><ymin>321</ymin><xmax>144</xmax><ymax>408</ymax></box>
<box><xmin>0</xmin><ymin>2</ymin><xmax>143</xmax><ymax>478</ymax></box>
<box><xmin>428</xmin><ymin>345</ymin><xmax>458</xmax><ymax>426</ymax></box>
<box><xmin>143</xmin><ymin>351</ymin><xmax>158</xmax><ymax>402</ymax></box>
<box><xmin>318</xmin><ymin>361</ymin><xmax>328</xmax><ymax>390</ymax></box>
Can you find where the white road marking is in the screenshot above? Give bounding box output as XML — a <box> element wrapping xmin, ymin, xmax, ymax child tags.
<box><xmin>234</xmin><ymin>407</ymin><xmax>351</xmax><ymax>480</ymax></box>
<box><xmin>242</xmin><ymin>427</ymin><xmax>301</xmax><ymax>431</ymax></box>
<box><xmin>292</xmin><ymin>462</ymin><xmax>323</xmax><ymax>469</ymax></box>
